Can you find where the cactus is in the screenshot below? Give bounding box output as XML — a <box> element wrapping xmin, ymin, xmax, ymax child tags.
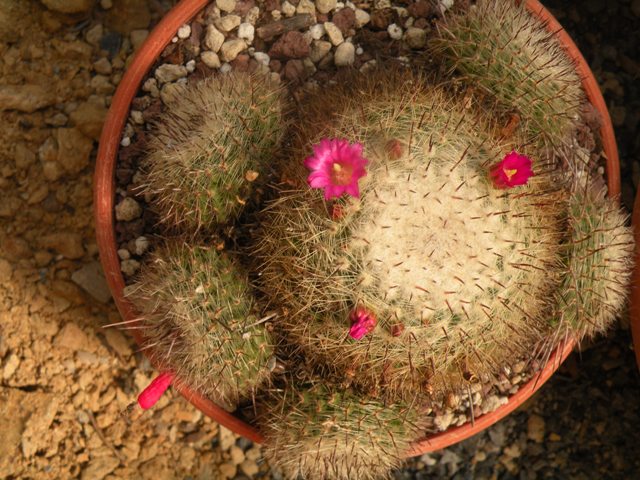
<box><xmin>129</xmin><ymin>1</ymin><xmax>634</xmax><ymax>475</ymax></box>
<box><xmin>258</xmin><ymin>382</ymin><xmax>425</xmax><ymax>480</ymax></box>
<box><xmin>127</xmin><ymin>243</ymin><xmax>273</xmax><ymax>411</ymax></box>
<box><xmin>256</xmin><ymin>69</ymin><xmax>570</xmax><ymax>400</ymax></box>
<box><xmin>141</xmin><ymin>72</ymin><xmax>287</xmax><ymax>234</ymax></box>
<box><xmin>430</xmin><ymin>0</ymin><xmax>585</xmax><ymax>149</ymax></box>
<box><xmin>553</xmin><ymin>183</ymin><xmax>634</xmax><ymax>340</ymax></box>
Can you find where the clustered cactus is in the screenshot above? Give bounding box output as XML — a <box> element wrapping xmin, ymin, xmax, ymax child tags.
<box><xmin>125</xmin><ymin>1</ymin><xmax>634</xmax><ymax>478</ymax></box>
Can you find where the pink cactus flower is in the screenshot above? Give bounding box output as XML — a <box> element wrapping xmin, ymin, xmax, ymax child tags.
<box><xmin>490</xmin><ymin>151</ymin><xmax>534</xmax><ymax>189</ymax></box>
<box><xmin>348</xmin><ymin>307</ymin><xmax>377</xmax><ymax>340</ymax></box>
<box><xmin>138</xmin><ymin>371</ymin><xmax>174</xmax><ymax>409</ymax></box>
<box><xmin>304</xmin><ymin>139</ymin><xmax>369</xmax><ymax>200</ymax></box>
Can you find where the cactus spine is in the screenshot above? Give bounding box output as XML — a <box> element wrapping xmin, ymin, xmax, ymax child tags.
<box><xmin>128</xmin><ymin>243</ymin><xmax>273</xmax><ymax>411</ymax></box>
<box><xmin>141</xmin><ymin>72</ymin><xmax>287</xmax><ymax>234</ymax></box>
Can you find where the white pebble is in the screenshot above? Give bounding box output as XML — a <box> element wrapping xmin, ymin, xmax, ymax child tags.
<box><xmin>334</xmin><ymin>42</ymin><xmax>355</xmax><ymax>66</ymax></box>
<box><xmin>309</xmin><ymin>23</ymin><xmax>325</xmax><ymax>40</ymax></box>
<box><xmin>120</xmin><ymin>137</ymin><xmax>131</xmax><ymax>147</ymax></box>
<box><xmin>117</xmin><ymin>249</ymin><xmax>130</xmax><ymax>260</ymax></box>
<box><xmin>245</xmin><ymin>6</ymin><xmax>260</xmax><ymax>24</ymax></box>
<box><xmin>354</xmin><ymin>8</ymin><xmax>370</xmax><ymax>27</ymax></box>
<box><xmin>440</xmin><ymin>0</ymin><xmax>454</xmax><ymax>11</ymax></box>
<box><xmin>142</xmin><ymin>78</ymin><xmax>159</xmax><ymax>96</ymax></box>
<box><xmin>238</xmin><ymin>23</ymin><xmax>255</xmax><ymax>43</ymax></box>
<box><xmin>220</xmin><ymin>63</ymin><xmax>232</xmax><ymax>74</ymax></box>
<box><xmin>171</xmin><ymin>36</ymin><xmax>178</xmax><ymax>43</ymax></box>
<box><xmin>355</xmin><ymin>46</ymin><xmax>363</xmax><ymax>55</ymax></box>
<box><xmin>281</xmin><ymin>1</ymin><xmax>296</xmax><ymax>16</ymax></box>
<box><xmin>324</xmin><ymin>22</ymin><xmax>344</xmax><ymax>45</ymax></box>
<box><xmin>217</xmin><ymin>0</ymin><xmax>237</xmax><ymax>12</ymax></box>
<box><xmin>387</xmin><ymin>23</ymin><xmax>403</xmax><ymax>40</ymax></box>
<box><xmin>185</xmin><ymin>59</ymin><xmax>196</xmax><ymax>72</ymax></box>
<box><xmin>253</xmin><ymin>51</ymin><xmax>270</xmax><ymax>65</ymax></box>
<box><xmin>201</xmin><ymin>51</ymin><xmax>221</xmax><ymax>68</ymax></box>
<box><xmin>121</xmin><ymin>259</ymin><xmax>141</xmax><ymax>277</ymax></box>
<box><xmin>130</xmin><ymin>110</ymin><xmax>144</xmax><ymax>125</ymax></box>
<box><xmin>177</xmin><ymin>24</ymin><xmax>191</xmax><ymax>39</ymax></box>
<box><xmin>297</xmin><ymin>0</ymin><xmax>316</xmax><ymax>15</ymax></box>
<box><xmin>204</xmin><ymin>24</ymin><xmax>225</xmax><ymax>52</ymax></box>
<box><xmin>134</xmin><ymin>236</ymin><xmax>150</xmax><ymax>255</ymax></box>
<box><xmin>315</xmin><ymin>0</ymin><xmax>337</xmax><ymax>14</ymax></box>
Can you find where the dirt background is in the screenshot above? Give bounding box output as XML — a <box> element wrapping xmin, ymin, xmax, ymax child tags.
<box><xmin>0</xmin><ymin>1</ymin><xmax>639</xmax><ymax>479</ymax></box>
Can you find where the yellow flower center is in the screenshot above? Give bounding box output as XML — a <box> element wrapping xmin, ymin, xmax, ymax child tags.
<box><xmin>504</xmin><ymin>168</ymin><xmax>518</xmax><ymax>180</ymax></box>
<box><xmin>331</xmin><ymin>162</ymin><xmax>354</xmax><ymax>186</ymax></box>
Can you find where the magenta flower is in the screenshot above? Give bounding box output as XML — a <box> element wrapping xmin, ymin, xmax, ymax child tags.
<box><xmin>490</xmin><ymin>151</ymin><xmax>534</xmax><ymax>189</ymax></box>
<box><xmin>348</xmin><ymin>307</ymin><xmax>377</xmax><ymax>340</ymax></box>
<box><xmin>138</xmin><ymin>371</ymin><xmax>174</xmax><ymax>409</ymax></box>
<box><xmin>304</xmin><ymin>139</ymin><xmax>369</xmax><ymax>200</ymax></box>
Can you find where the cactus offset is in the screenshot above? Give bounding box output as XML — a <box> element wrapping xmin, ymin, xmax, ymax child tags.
<box><xmin>430</xmin><ymin>0</ymin><xmax>585</xmax><ymax>148</ymax></box>
<box><xmin>141</xmin><ymin>72</ymin><xmax>287</xmax><ymax>234</ymax></box>
<box><xmin>127</xmin><ymin>243</ymin><xmax>273</xmax><ymax>411</ymax></box>
<box><xmin>258</xmin><ymin>382</ymin><xmax>425</xmax><ymax>480</ymax></box>
<box><xmin>553</xmin><ymin>183</ymin><xmax>634</xmax><ymax>340</ymax></box>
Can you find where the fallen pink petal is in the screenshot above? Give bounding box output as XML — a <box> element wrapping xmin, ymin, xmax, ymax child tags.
<box><xmin>349</xmin><ymin>307</ymin><xmax>377</xmax><ymax>340</ymax></box>
<box><xmin>138</xmin><ymin>371</ymin><xmax>174</xmax><ymax>409</ymax></box>
<box><xmin>304</xmin><ymin>138</ymin><xmax>369</xmax><ymax>200</ymax></box>
<box><xmin>490</xmin><ymin>151</ymin><xmax>534</xmax><ymax>189</ymax></box>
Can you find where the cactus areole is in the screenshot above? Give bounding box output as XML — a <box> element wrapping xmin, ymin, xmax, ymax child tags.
<box><xmin>93</xmin><ymin>0</ymin><xmax>630</xmax><ymax>471</ymax></box>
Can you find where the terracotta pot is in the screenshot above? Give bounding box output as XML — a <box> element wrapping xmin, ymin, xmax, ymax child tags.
<box><xmin>94</xmin><ymin>0</ymin><xmax>621</xmax><ymax>453</ymax></box>
<box><xmin>631</xmin><ymin>190</ymin><xmax>640</xmax><ymax>371</ymax></box>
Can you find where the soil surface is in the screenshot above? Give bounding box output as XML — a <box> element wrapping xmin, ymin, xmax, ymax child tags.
<box><xmin>1</xmin><ymin>1</ymin><xmax>639</xmax><ymax>479</ymax></box>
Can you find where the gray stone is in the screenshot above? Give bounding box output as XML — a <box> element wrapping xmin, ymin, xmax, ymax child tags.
<box><xmin>115</xmin><ymin>197</ymin><xmax>142</xmax><ymax>221</ymax></box>
<box><xmin>154</xmin><ymin>64</ymin><xmax>188</xmax><ymax>84</ymax></box>
<box><xmin>71</xmin><ymin>262</ymin><xmax>111</xmax><ymax>303</ymax></box>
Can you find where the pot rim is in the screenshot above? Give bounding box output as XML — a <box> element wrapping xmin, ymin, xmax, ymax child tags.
<box><xmin>94</xmin><ymin>0</ymin><xmax>621</xmax><ymax>453</ymax></box>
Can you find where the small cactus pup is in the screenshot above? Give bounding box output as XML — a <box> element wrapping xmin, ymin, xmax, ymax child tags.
<box><xmin>256</xmin><ymin>69</ymin><xmax>569</xmax><ymax>401</ymax></box>
<box><xmin>553</xmin><ymin>182</ymin><xmax>634</xmax><ymax>341</ymax></box>
<box><xmin>127</xmin><ymin>242</ymin><xmax>273</xmax><ymax>411</ymax></box>
<box><xmin>430</xmin><ymin>0</ymin><xmax>585</xmax><ymax>149</ymax></box>
<box><xmin>140</xmin><ymin>72</ymin><xmax>288</xmax><ymax>234</ymax></box>
<box><xmin>258</xmin><ymin>382</ymin><xmax>426</xmax><ymax>480</ymax></box>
